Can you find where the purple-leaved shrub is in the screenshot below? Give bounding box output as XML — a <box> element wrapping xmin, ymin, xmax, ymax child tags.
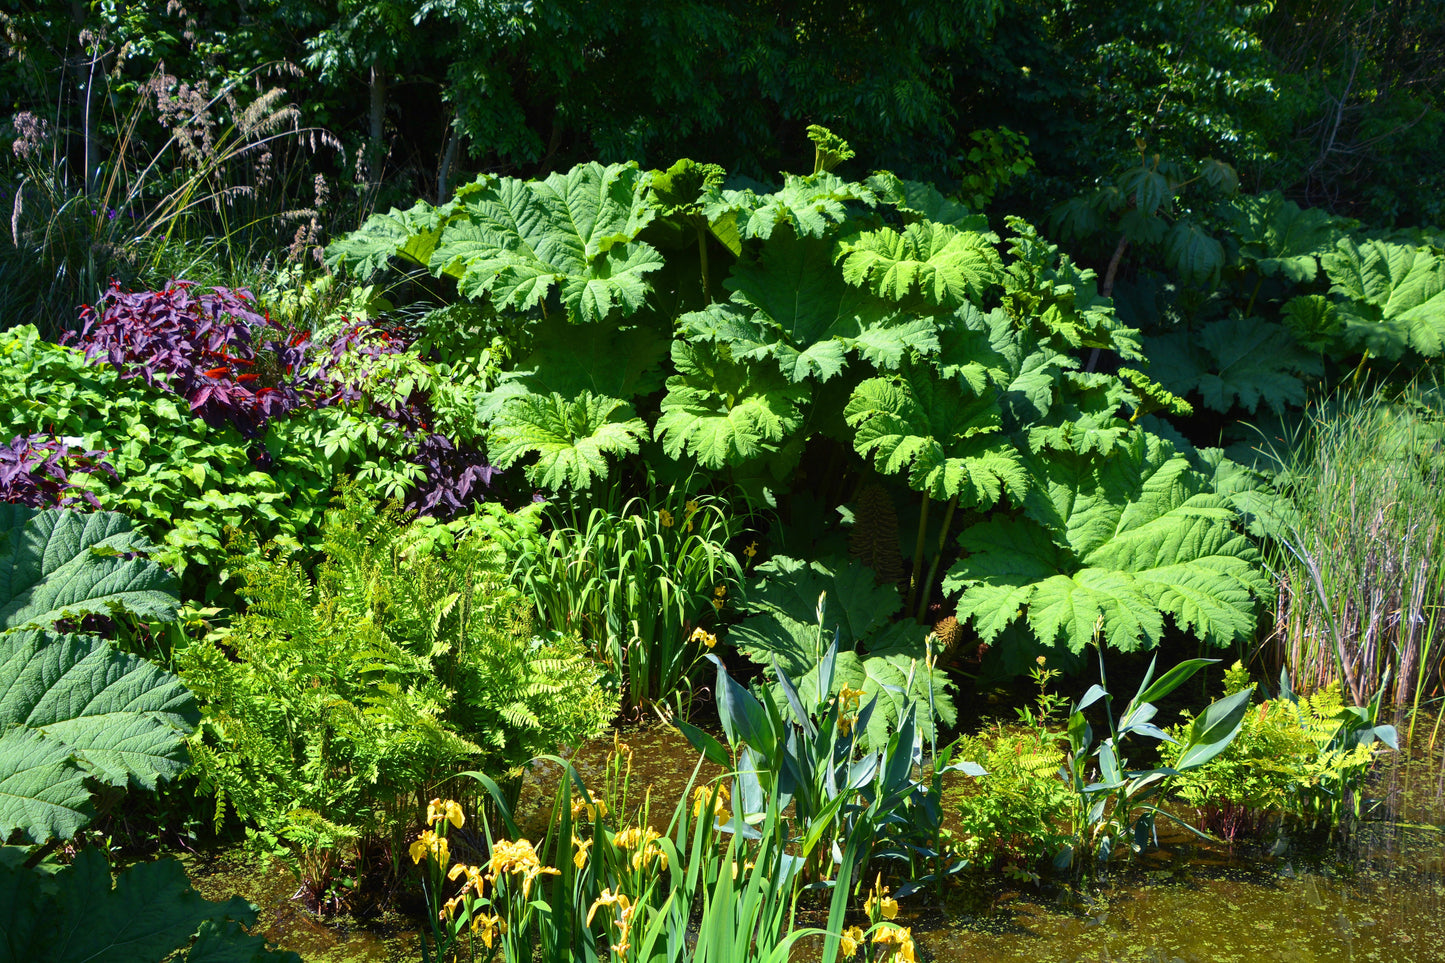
<box><xmin>0</xmin><ymin>434</ymin><xmax>114</xmax><ymax>508</ymax></box>
<box><xmin>66</xmin><ymin>280</ymin><xmax>498</xmax><ymax>518</ymax></box>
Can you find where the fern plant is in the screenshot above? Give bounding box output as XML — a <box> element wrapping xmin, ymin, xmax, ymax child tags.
<box><xmin>1164</xmin><ymin>662</ymin><xmax>1397</xmax><ymax>835</ymax></box>
<box><xmin>176</xmin><ymin>491</ymin><xmax>612</xmax><ymax>897</ymax></box>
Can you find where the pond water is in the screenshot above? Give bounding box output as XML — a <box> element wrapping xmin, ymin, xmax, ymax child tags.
<box><xmin>187</xmin><ymin>719</ymin><xmax>1445</xmax><ymax>963</ymax></box>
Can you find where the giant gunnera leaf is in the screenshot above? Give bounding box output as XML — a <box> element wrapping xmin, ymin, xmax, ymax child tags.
<box><xmin>1319</xmin><ymin>237</ymin><xmax>1445</xmax><ymax>360</ymax></box>
<box><xmin>0</xmin><ymin>629</ymin><xmax>198</xmax><ymax>843</ymax></box>
<box><xmin>943</xmin><ymin>432</ymin><xmax>1271</xmax><ymax>655</ymax></box>
<box><xmin>0</xmin><ymin>847</ymin><xmax>299</xmax><ymax>963</ymax></box>
<box><xmin>1226</xmin><ymin>191</ymin><xmax>1342</xmax><ymax>284</ymax></box>
<box><xmin>731</xmin><ymin>555</ymin><xmax>954</xmax><ymax>745</ymax></box>
<box><xmin>0</xmin><ymin>506</ymin><xmax>179</xmax><ymax>633</ymax></box>
<box><xmin>845</xmin><ymin>360</ymin><xmax>1026</xmax><ymax>508</ymax></box>
<box><xmin>654</xmin><ymin>342</ymin><xmax>809</xmax><ymax>469</ymax></box>
<box><xmin>1144</xmin><ymin>317</ymin><xmax>1323</xmax><ymax>415</ymax></box>
<box><xmin>322</xmin><ymin>200</ymin><xmax>444</xmax><ymax>279</ymax></box>
<box><xmin>487</xmin><ymin>391</ymin><xmax>648</xmax><ymax>491</ymax></box>
<box><xmin>682</xmin><ymin>231</ymin><xmax>939</xmax><ymax>383</ymax></box>
<box><xmin>430</xmin><ymin>163</ymin><xmax>662</xmax><ymax>322</ymax></box>
<box><xmin>839</xmin><ymin>221</ymin><xmax>1002</xmax><ymax>310</ymax></box>
<box><xmin>703</xmin><ymin>172</ymin><xmax>877</xmax><ymax>241</ymax></box>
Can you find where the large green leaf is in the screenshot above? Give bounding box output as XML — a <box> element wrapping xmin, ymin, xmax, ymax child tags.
<box><xmin>866</xmin><ymin>173</ymin><xmax>989</xmax><ymax>231</ymax></box>
<box><xmin>655</xmin><ymin>342</ymin><xmax>809</xmax><ymax>468</ymax></box>
<box><xmin>487</xmin><ymin>391</ymin><xmax>647</xmax><ymax>490</ymax></box>
<box><xmin>1226</xmin><ymin>191</ymin><xmax>1341</xmax><ymax>284</ymax></box>
<box><xmin>732</xmin><ymin>556</ymin><xmax>902</xmax><ymax>671</ymax></box>
<box><xmin>846</xmin><ymin>361</ymin><xmax>1025</xmax><ymax>506</ymax></box>
<box><xmin>323</xmin><ymin>200</ymin><xmax>443</xmax><ymax>278</ymax></box>
<box><xmin>729</xmin><ymin>556</ymin><xmax>953</xmax><ymax>746</ymax></box>
<box><xmin>784</xmin><ymin>646</ymin><xmax>955</xmax><ymax>748</ymax></box>
<box><xmin>0</xmin><ymin>629</ymin><xmax>197</xmax><ymax>842</ymax></box>
<box><xmin>713</xmin><ymin>231</ymin><xmax>938</xmax><ymax>381</ymax></box>
<box><xmin>499</xmin><ymin>314</ymin><xmax>670</xmax><ymax>402</ymax></box>
<box><xmin>1000</xmin><ymin>218</ymin><xmax>1141</xmax><ymax>360</ymax></box>
<box><xmin>1144</xmin><ymin>318</ymin><xmax>1323</xmax><ymax>414</ymax></box>
<box><xmin>944</xmin><ymin>434</ymin><xmax>1271</xmax><ymax>653</ymax></box>
<box><xmin>0</xmin><ymin>506</ymin><xmax>178</xmax><ymax>632</ymax></box>
<box><xmin>0</xmin><ymin>727</ymin><xmax>92</xmax><ymax>843</ymax></box>
<box><xmin>840</xmin><ymin>222</ymin><xmax>1002</xmax><ymax>309</ymax></box>
<box><xmin>1172</xmin><ymin>686</ymin><xmax>1255</xmax><ymax>771</ymax></box>
<box><xmin>704</xmin><ymin>172</ymin><xmax>876</xmax><ymax>241</ymax></box>
<box><xmin>1023</xmin><ymin>371</ymin><xmax>1135</xmax><ymax>458</ymax></box>
<box><xmin>935</xmin><ymin>305</ymin><xmax>1076</xmax><ymax>434</ymax></box>
<box><xmin>1164</xmin><ymin>220</ymin><xmax>1224</xmax><ymax>282</ymax></box>
<box><xmin>1321</xmin><ymin>238</ymin><xmax>1445</xmax><ymax>360</ymax></box>
<box><xmin>0</xmin><ymin>848</ymin><xmax>298</xmax><ymax>963</ymax></box>
<box><xmin>429</xmin><ymin>163</ymin><xmax>663</xmax><ymax>322</ymax></box>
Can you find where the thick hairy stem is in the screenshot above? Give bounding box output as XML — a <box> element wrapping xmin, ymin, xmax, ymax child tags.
<box><xmin>916</xmin><ymin>494</ymin><xmax>959</xmax><ymax>623</ymax></box>
<box><xmin>1245</xmin><ymin>275</ymin><xmax>1264</xmax><ymax>317</ymax></box>
<box><xmin>697</xmin><ymin>221</ymin><xmax>711</xmax><ymax>304</ymax></box>
<box><xmin>1102</xmin><ymin>234</ymin><xmax>1130</xmax><ymax>300</ymax></box>
<box><xmin>907</xmin><ymin>493</ymin><xmax>932</xmax><ymax>619</ymax></box>
<box><xmin>436</xmin><ymin>123</ymin><xmax>461</xmax><ymax>203</ymax></box>
<box><xmin>1087</xmin><ymin>234</ymin><xmax>1132</xmax><ymax>373</ymax></box>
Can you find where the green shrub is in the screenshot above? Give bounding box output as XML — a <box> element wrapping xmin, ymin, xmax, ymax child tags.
<box><xmin>0</xmin><ymin>323</ymin><xmax>502</xmax><ymax>603</ymax></box>
<box><xmin>1164</xmin><ymin>662</ymin><xmax>1395</xmax><ymax>836</ymax></box>
<box><xmin>951</xmin><ymin>724</ymin><xmax>1074</xmax><ymax>877</ymax></box>
<box><xmin>175</xmin><ymin>492</ymin><xmax>613</xmax><ymax>896</ymax></box>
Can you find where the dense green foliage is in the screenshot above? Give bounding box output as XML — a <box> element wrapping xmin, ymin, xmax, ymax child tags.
<box><xmin>0</xmin><ymin>507</ymin><xmax>297</xmax><ymax>962</ymax></box>
<box><xmin>509</xmin><ymin>486</ymin><xmax>744</xmax><ymax>711</ymax></box>
<box><xmin>176</xmin><ymin>493</ymin><xmax>613</xmax><ymax>891</ymax></box>
<box><xmin>1164</xmin><ymin>662</ymin><xmax>1397</xmax><ymax>834</ymax></box>
<box><xmin>2</xmin><ymin>4</ymin><xmax>1439</xmax><ymax>955</ymax></box>
<box><xmin>0</xmin><ymin>321</ymin><xmax>499</xmax><ymax>600</ymax></box>
<box><xmin>329</xmin><ymin>149</ymin><xmax>1272</xmax><ymax>668</ymax></box>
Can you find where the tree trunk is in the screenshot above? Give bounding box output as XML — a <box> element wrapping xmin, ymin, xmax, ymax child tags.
<box><xmin>436</xmin><ymin>122</ymin><xmax>461</xmax><ymax>203</ymax></box>
<box><xmin>366</xmin><ymin>66</ymin><xmax>388</xmax><ymax>192</ymax></box>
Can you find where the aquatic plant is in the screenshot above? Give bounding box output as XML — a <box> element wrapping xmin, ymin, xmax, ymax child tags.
<box><xmin>1056</xmin><ymin>640</ymin><xmax>1254</xmax><ymax>867</ymax></box>
<box><xmin>952</xmin><ymin>659</ymin><xmax>1075</xmax><ymax>877</ymax></box>
<box><xmin>1166</xmin><ymin>661</ymin><xmax>1398</xmax><ymax>834</ymax></box>
<box><xmin>678</xmin><ymin>624</ymin><xmax>981</xmax><ymax>895</ymax></box>
<box><xmin>1260</xmin><ymin>378</ymin><xmax>1445</xmax><ymax>715</ymax></box>
<box><xmin>509</xmin><ymin>484</ymin><xmax>745</xmax><ymax>713</ymax></box>
<box><xmin>413</xmin><ymin>746</ymin><xmax>839</xmax><ymax>963</ymax></box>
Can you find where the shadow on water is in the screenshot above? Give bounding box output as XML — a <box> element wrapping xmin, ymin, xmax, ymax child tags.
<box><xmin>183</xmin><ymin>850</ymin><xmax>419</xmax><ymax>963</ymax></box>
<box><xmin>184</xmin><ymin>718</ymin><xmax>1445</xmax><ymax>962</ymax></box>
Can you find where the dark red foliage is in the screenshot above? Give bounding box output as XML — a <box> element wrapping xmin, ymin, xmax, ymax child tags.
<box><xmin>68</xmin><ymin>281</ymin><xmax>499</xmax><ymax>519</ymax></box>
<box><xmin>68</xmin><ymin>280</ymin><xmax>326</xmax><ymax>436</ymax></box>
<box><xmin>0</xmin><ymin>434</ymin><xmax>115</xmax><ymax>509</ymax></box>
